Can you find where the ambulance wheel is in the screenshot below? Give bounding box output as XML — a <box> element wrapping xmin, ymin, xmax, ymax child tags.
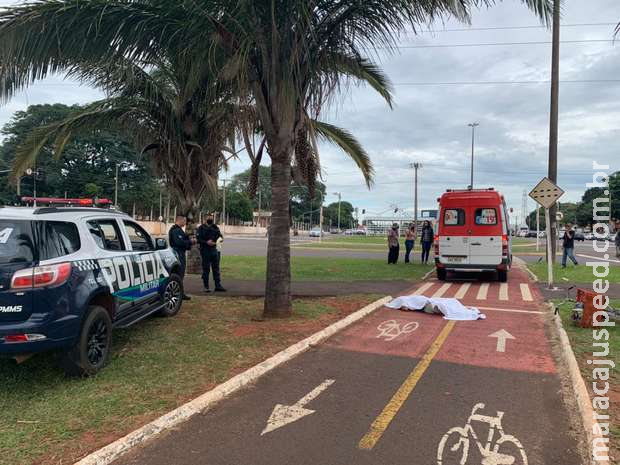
<box><xmin>437</xmin><ymin>268</ymin><xmax>447</xmax><ymax>281</ymax></box>
<box><xmin>159</xmin><ymin>274</ymin><xmax>183</xmax><ymax>317</ymax></box>
<box><xmin>498</xmin><ymin>270</ymin><xmax>508</xmax><ymax>282</ymax></box>
<box><xmin>60</xmin><ymin>306</ymin><xmax>112</xmax><ymax>377</ymax></box>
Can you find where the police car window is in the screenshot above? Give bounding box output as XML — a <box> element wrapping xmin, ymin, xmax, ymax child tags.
<box><xmin>444</xmin><ymin>209</ymin><xmax>465</xmax><ymax>226</ymax></box>
<box><xmin>0</xmin><ymin>220</ymin><xmax>35</xmax><ymax>264</ymax></box>
<box><xmin>38</xmin><ymin>221</ymin><xmax>81</xmax><ymax>260</ymax></box>
<box><xmin>87</xmin><ymin>220</ymin><xmax>125</xmax><ymax>251</ymax></box>
<box><xmin>123</xmin><ymin>221</ymin><xmax>154</xmax><ymax>251</ymax></box>
<box><xmin>475</xmin><ymin>208</ymin><xmax>498</xmax><ymax>225</ymax></box>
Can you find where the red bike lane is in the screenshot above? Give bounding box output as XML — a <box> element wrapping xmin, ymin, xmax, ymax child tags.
<box><xmin>113</xmin><ymin>266</ymin><xmax>584</xmax><ymax>465</ymax></box>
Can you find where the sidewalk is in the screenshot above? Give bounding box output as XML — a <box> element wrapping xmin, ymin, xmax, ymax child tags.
<box><xmin>111</xmin><ymin>266</ymin><xmax>585</xmax><ymax>465</ymax></box>
<box><xmin>184</xmin><ymin>276</ymin><xmax>415</xmax><ymax>297</ymax></box>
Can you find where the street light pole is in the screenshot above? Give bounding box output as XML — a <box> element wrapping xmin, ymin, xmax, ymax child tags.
<box><xmin>114</xmin><ymin>163</ymin><xmax>119</xmax><ymax>207</ymax></box>
<box><xmin>410</xmin><ymin>163</ymin><xmax>421</xmax><ymax>240</ymax></box>
<box><xmin>333</xmin><ymin>192</ymin><xmax>342</xmax><ymax>231</ymax></box>
<box><xmin>468</xmin><ymin>123</ymin><xmax>479</xmax><ymax>189</ymax></box>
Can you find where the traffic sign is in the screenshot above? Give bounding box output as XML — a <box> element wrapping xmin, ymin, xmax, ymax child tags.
<box><xmin>528</xmin><ymin>178</ymin><xmax>564</xmax><ymax>209</ymax></box>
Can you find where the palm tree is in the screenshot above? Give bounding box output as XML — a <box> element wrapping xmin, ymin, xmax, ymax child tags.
<box><xmin>0</xmin><ymin>1</ymin><xmax>551</xmax><ymax>319</ymax></box>
<box><xmin>0</xmin><ymin>1</ymin><xmax>237</xmax><ymax>221</ymax></box>
<box><xmin>202</xmin><ymin>0</ymin><xmax>551</xmax><ymax>318</ymax></box>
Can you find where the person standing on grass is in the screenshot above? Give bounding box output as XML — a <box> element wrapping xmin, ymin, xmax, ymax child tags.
<box><xmin>196</xmin><ymin>216</ymin><xmax>227</xmax><ymax>293</ymax></box>
<box><xmin>420</xmin><ymin>220</ymin><xmax>434</xmax><ymax>265</ymax></box>
<box><xmin>404</xmin><ymin>223</ymin><xmax>415</xmax><ymax>263</ymax></box>
<box><xmin>387</xmin><ymin>223</ymin><xmax>400</xmax><ymax>264</ymax></box>
<box><xmin>561</xmin><ymin>222</ymin><xmax>579</xmax><ymax>268</ymax></box>
<box><xmin>168</xmin><ymin>215</ymin><xmax>194</xmax><ymax>300</ymax></box>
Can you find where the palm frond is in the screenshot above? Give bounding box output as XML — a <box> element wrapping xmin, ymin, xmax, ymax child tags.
<box><xmin>313</xmin><ymin>120</ymin><xmax>374</xmax><ymax>188</ymax></box>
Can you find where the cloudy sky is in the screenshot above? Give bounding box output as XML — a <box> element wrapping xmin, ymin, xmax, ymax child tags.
<box><xmin>0</xmin><ymin>0</ymin><xmax>618</xmax><ymax>223</ymax></box>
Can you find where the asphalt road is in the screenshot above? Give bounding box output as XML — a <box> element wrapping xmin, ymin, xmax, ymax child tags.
<box><xmin>114</xmin><ymin>266</ymin><xmax>584</xmax><ymax>465</ymax></box>
<box><xmin>513</xmin><ymin>238</ymin><xmax>619</xmax><ymax>266</ymax></box>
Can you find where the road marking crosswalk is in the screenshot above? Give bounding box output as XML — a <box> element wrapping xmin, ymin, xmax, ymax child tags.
<box><xmin>432</xmin><ymin>283</ymin><xmax>452</xmax><ymax>298</ymax></box>
<box><xmin>499</xmin><ymin>283</ymin><xmax>509</xmax><ymax>301</ymax></box>
<box><xmin>415</xmin><ymin>282</ymin><xmax>434</xmax><ymax>295</ymax></box>
<box><xmin>476</xmin><ymin>283</ymin><xmax>489</xmax><ymax>300</ymax></box>
<box><xmin>455</xmin><ymin>283</ymin><xmax>471</xmax><ymax>299</ymax></box>
<box><xmin>520</xmin><ymin>283</ymin><xmax>533</xmax><ymax>302</ymax></box>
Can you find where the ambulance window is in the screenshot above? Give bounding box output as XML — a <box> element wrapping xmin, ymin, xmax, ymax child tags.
<box><xmin>475</xmin><ymin>208</ymin><xmax>498</xmax><ymax>225</ymax></box>
<box><xmin>123</xmin><ymin>221</ymin><xmax>154</xmax><ymax>251</ymax></box>
<box><xmin>444</xmin><ymin>209</ymin><xmax>465</xmax><ymax>226</ymax></box>
<box><xmin>87</xmin><ymin>220</ymin><xmax>125</xmax><ymax>251</ymax></box>
<box><xmin>38</xmin><ymin>221</ymin><xmax>81</xmax><ymax>260</ymax></box>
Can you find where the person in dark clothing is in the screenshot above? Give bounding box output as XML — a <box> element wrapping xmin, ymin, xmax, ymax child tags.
<box><xmin>196</xmin><ymin>217</ymin><xmax>226</xmax><ymax>292</ymax></box>
<box><xmin>404</xmin><ymin>223</ymin><xmax>415</xmax><ymax>263</ymax></box>
<box><xmin>387</xmin><ymin>223</ymin><xmax>400</xmax><ymax>264</ymax></box>
<box><xmin>561</xmin><ymin>223</ymin><xmax>578</xmax><ymax>268</ymax></box>
<box><xmin>168</xmin><ymin>215</ymin><xmax>194</xmax><ymax>300</ymax></box>
<box><xmin>420</xmin><ymin>220</ymin><xmax>434</xmax><ymax>264</ymax></box>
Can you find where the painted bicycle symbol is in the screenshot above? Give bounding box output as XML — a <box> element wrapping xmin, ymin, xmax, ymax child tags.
<box><xmin>376</xmin><ymin>320</ymin><xmax>419</xmax><ymax>342</ymax></box>
<box><xmin>437</xmin><ymin>403</ymin><xmax>528</xmax><ymax>465</ymax></box>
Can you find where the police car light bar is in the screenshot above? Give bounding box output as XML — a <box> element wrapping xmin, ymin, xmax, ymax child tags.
<box><xmin>20</xmin><ymin>197</ymin><xmax>113</xmax><ymax>207</ymax></box>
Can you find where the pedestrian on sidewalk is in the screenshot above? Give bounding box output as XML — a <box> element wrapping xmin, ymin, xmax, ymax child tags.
<box><xmin>387</xmin><ymin>223</ymin><xmax>400</xmax><ymax>264</ymax></box>
<box><xmin>168</xmin><ymin>215</ymin><xmax>195</xmax><ymax>300</ymax></box>
<box><xmin>561</xmin><ymin>222</ymin><xmax>578</xmax><ymax>268</ymax></box>
<box><xmin>196</xmin><ymin>216</ymin><xmax>227</xmax><ymax>293</ymax></box>
<box><xmin>420</xmin><ymin>220</ymin><xmax>434</xmax><ymax>264</ymax></box>
<box><xmin>404</xmin><ymin>223</ymin><xmax>415</xmax><ymax>263</ymax></box>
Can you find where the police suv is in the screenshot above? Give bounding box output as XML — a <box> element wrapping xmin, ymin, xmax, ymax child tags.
<box><xmin>0</xmin><ymin>206</ymin><xmax>184</xmax><ymax>376</ymax></box>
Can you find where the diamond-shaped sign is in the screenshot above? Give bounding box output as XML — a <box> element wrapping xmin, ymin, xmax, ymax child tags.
<box><xmin>529</xmin><ymin>177</ymin><xmax>564</xmax><ymax>209</ymax></box>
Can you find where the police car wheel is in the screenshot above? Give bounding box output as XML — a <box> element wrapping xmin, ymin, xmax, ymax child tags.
<box><xmin>60</xmin><ymin>306</ymin><xmax>112</xmax><ymax>377</ymax></box>
<box><xmin>159</xmin><ymin>274</ymin><xmax>183</xmax><ymax>317</ymax></box>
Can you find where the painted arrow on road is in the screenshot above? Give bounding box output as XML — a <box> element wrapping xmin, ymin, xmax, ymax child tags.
<box><xmin>489</xmin><ymin>329</ymin><xmax>516</xmax><ymax>353</ymax></box>
<box><xmin>261</xmin><ymin>379</ymin><xmax>335</xmax><ymax>436</ymax></box>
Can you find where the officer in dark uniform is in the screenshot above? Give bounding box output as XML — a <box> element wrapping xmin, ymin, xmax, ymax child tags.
<box><xmin>196</xmin><ymin>216</ymin><xmax>226</xmax><ymax>293</ymax></box>
<box><xmin>168</xmin><ymin>215</ymin><xmax>194</xmax><ymax>300</ymax></box>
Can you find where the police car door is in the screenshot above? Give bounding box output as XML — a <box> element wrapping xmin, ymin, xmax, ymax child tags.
<box><xmin>120</xmin><ymin>220</ymin><xmax>165</xmax><ymax>308</ymax></box>
<box><xmin>85</xmin><ymin>218</ymin><xmax>134</xmax><ymax>320</ymax></box>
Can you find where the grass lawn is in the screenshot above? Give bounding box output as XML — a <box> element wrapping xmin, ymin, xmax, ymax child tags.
<box><xmin>555</xmin><ymin>300</ymin><xmax>620</xmax><ymax>461</ymax></box>
<box><xmin>0</xmin><ymin>294</ymin><xmax>380</xmax><ymax>465</ymax></box>
<box><xmin>220</xmin><ymin>256</ymin><xmax>431</xmax><ymax>281</ymax></box>
<box><xmin>527</xmin><ymin>262</ymin><xmax>620</xmax><ymax>283</ymax></box>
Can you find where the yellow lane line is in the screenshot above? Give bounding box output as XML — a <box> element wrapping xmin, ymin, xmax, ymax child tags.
<box><xmin>358</xmin><ymin>321</ymin><xmax>456</xmax><ymax>450</ymax></box>
<box><xmin>431</xmin><ymin>283</ymin><xmax>452</xmax><ymax>298</ymax></box>
<box><xmin>454</xmin><ymin>283</ymin><xmax>471</xmax><ymax>299</ymax></box>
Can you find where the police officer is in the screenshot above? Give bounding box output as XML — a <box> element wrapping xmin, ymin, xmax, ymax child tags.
<box><xmin>168</xmin><ymin>215</ymin><xmax>194</xmax><ymax>300</ymax></box>
<box><xmin>196</xmin><ymin>216</ymin><xmax>226</xmax><ymax>293</ymax></box>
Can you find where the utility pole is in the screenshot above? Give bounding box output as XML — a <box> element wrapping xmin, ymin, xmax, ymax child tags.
<box><xmin>468</xmin><ymin>123</ymin><xmax>479</xmax><ymax>189</ymax></box>
<box><xmin>410</xmin><ymin>163</ymin><xmax>421</xmax><ymax>239</ymax></box>
<box><xmin>114</xmin><ymin>163</ymin><xmax>120</xmax><ymax>207</ymax></box>
<box><xmin>333</xmin><ymin>192</ymin><xmax>342</xmax><ymax>231</ymax></box>
<box><xmin>548</xmin><ymin>0</ymin><xmax>561</xmax><ymax>262</ymax></box>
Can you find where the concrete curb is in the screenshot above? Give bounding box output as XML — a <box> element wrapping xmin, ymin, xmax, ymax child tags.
<box><xmin>513</xmin><ymin>256</ymin><xmax>539</xmax><ymax>282</ymax></box>
<box><xmin>549</xmin><ymin>303</ymin><xmax>609</xmax><ymax>465</ymax></box>
<box><xmin>74</xmin><ymin>295</ymin><xmax>393</xmax><ymax>465</ymax></box>
<box><xmin>421</xmin><ymin>267</ymin><xmax>436</xmax><ymax>281</ymax></box>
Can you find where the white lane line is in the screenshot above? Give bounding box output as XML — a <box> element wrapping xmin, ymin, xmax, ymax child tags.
<box><xmin>577</xmin><ymin>253</ymin><xmax>620</xmax><ymax>264</ymax></box>
<box><xmin>499</xmin><ymin>283</ymin><xmax>509</xmax><ymax>301</ymax></box>
<box><xmin>455</xmin><ymin>283</ymin><xmax>471</xmax><ymax>300</ymax></box>
<box><xmin>476</xmin><ymin>283</ymin><xmax>489</xmax><ymax>300</ymax></box>
<box><xmin>520</xmin><ymin>283</ymin><xmax>534</xmax><ymax>302</ymax></box>
<box><xmin>477</xmin><ymin>306</ymin><xmax>544</xmax><ymax>315</ymax></box>
<box><xmin>415</xmin><ymin>282</ymin><xmax>434</xmax><ymax>295</ymax></box>
<box><xmin>432</xmin><ymin>283</ymin><xmax>452</xmax><ymax>298</ymax></box>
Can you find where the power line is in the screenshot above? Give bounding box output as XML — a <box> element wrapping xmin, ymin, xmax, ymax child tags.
<box><xmin>391</xmin><ymin>39</ymin><xmax>614</xmax><ymax>49</ymax></box>
<box><xmin>409</xmin><ymin>22</ymin><xmax>616</xmax><ymax>33</ymax></box>
<box><xmin>393</xmin><ymin>79</ymin><xmax>620</xmax><ymax>86</ymax></box>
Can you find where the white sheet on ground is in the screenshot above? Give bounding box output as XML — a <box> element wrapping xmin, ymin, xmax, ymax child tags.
<box><xmin>385</xmin><ymin>295</ymin><xmax>486</xmax><ymax>321</ymax></box>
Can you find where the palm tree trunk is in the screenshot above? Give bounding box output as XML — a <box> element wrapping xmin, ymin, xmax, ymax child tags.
<box><xmin>263</xmin><ymin>147</ymin><xmax>293</xmax><ymax>318</ymax></box>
